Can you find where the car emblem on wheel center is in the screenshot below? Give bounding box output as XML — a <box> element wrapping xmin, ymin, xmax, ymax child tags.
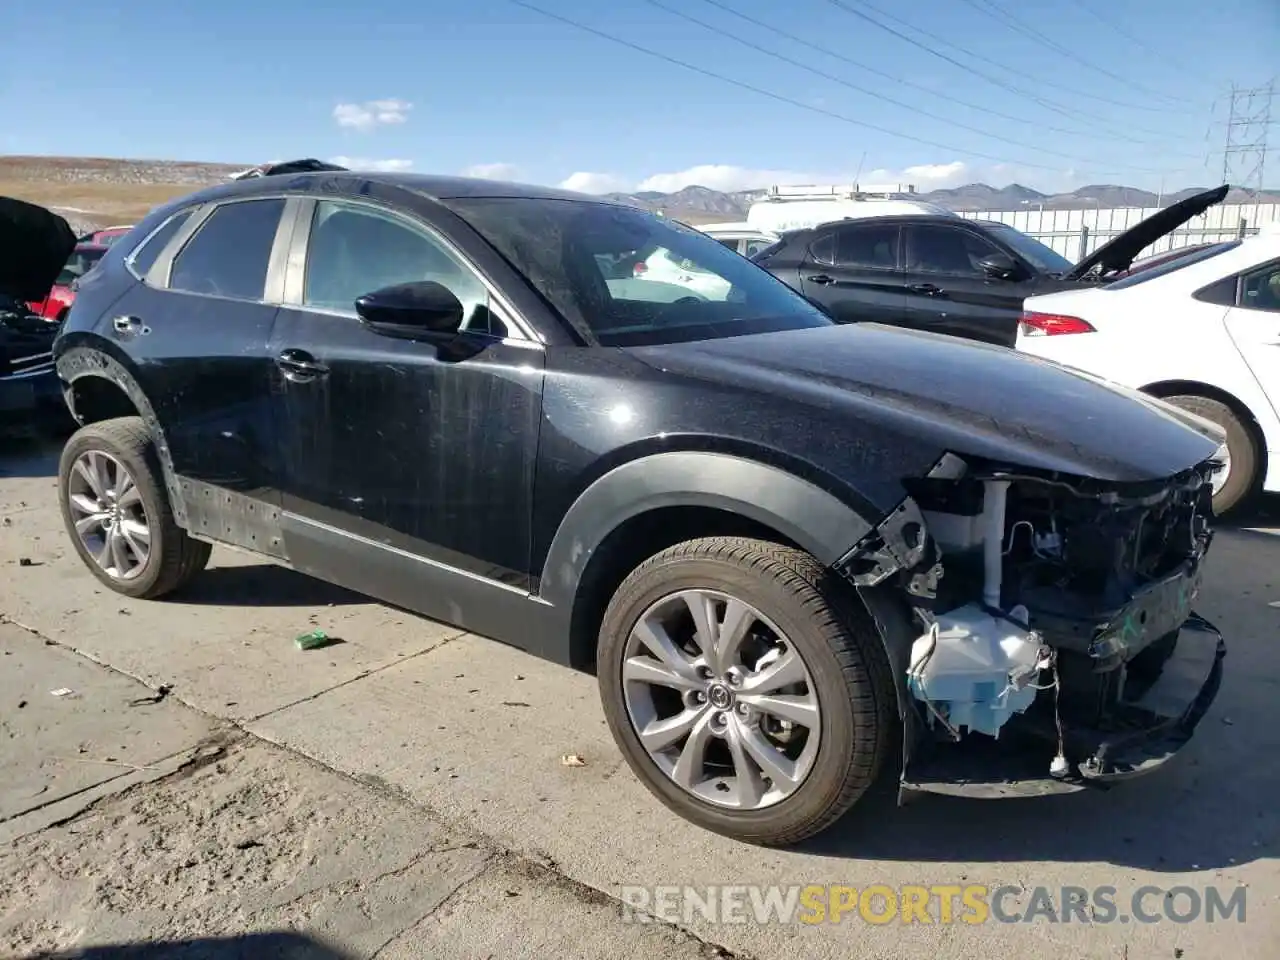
<box><xmin>707</xmin><ymin>683</ymin><xmax>733</xmax><ymax>710</ymax></box>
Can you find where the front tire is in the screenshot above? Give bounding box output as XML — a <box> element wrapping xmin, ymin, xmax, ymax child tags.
<box><xmin>597</xmin><ymin>536</ymin><xmax>894</xmax><ymax>846</ymax></box>
<box><xmin>58</xmin><ymin>416</ymin><xmax>211</xmax><ymax>598</ymax></box>
<box><xmin>1163</xmin><ymin>394</ymin><xmax>1258</xmax><ymax>516</ymax></box>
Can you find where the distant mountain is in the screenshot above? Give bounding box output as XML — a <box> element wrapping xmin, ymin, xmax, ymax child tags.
<box><xmin>604</xmin><ymin>181</ymin><xmax>1280</xmax><ymax>222</ymax></box>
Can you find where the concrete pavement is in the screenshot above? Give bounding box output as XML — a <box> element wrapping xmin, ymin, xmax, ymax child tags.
<box><xmin>3</xmin><ymin>435</ymin><xmax>1278</xmax><ymax>959</ymax></box>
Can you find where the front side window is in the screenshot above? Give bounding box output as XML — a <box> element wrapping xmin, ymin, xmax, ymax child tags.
<box><xmin>445</xmin><ymin>197</ymin><xmax>831</xmax><ymax>346</ymax></box>
<box><xmin>905</xmin><ymin>225</ymin><xmax>999</xmax><ymax>277</ymax></box>
<box><xmin>169</xmin><ymin>199</ymin><xmax>285</xmax><ymax>300</ymax></box>
<box><xmin>302</xmin><ymin>200</ymin><xmax>496</xmax><ymax>333</ymax></box>
<box><xmin>1241</xmin><ymin>261</ymin><xmax>1280</xmax><ymax>313</ymax></box>
<box><xmin>982</xmin><ymin>222</ymin><xmax>1072</xmax><ymax>274</ymax></box>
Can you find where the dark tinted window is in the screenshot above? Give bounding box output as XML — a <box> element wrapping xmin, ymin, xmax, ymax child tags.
<box><xmin>1193</xmin><ymin>275</ymin><xmax>1238</xmax><ymax>306</ymax></box>
<box><xmin>905</xmin><ymin>225</ymin><xmax>999</xmax><ymax>276</ymax></box>
<box><xmin>129</xmin><ymin>211</ymin><xmax>193</xmax><ymax>277</ymax></box>
<box><xmin>303</xmin><ymin>200</ymin><xmax>497</xmax><ymax>334</ymax></box>
<box><xmin>446</xmin><ymin>197</ymin><xmax>831</xmax><ymax>346</ymax></box>
<box><xmin>1241</xmin><ymin>261</ymin><xmax>1280</xmax><ymax>313</ymax></box>
<box><xmin>833</xmin><ymin>224</ymin><xmax>899</xmax><ymax>269</ymax></box>
<box><xmin>1103</xmin><ymin>241</ymin><xmax>1240</xmax><ymax>290</ymax></box>
<box><xmin>169</xmin><ymin>199</ymin><xmax>285</xmax><ymax>300</ymax></box>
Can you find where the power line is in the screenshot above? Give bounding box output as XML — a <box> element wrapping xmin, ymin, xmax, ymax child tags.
<box><xmin>641</xmin><ymin>0</ymin><xmax>1201</xmax><ymax>164</ymax></box>
<box><xmin>1073</xmin><ymin>0</ymin><xmax>1219</xmax><ymax>86</ymax></box>
<box><xmin>826</xmin><ymin>0</ymin><xmax>1188</xmax><ymax>119</ymax></box>
<box><xmin>958</xmin><ymin>0</ymin><xmax>1187</xmax><ymax>105</ymax></box>
<box><xmin>1221</xmin><ymin>81</ymin><xmax>1275</xmax><ymax>196</ymax></box>
<box><xmin>509</xmin><ymin>0</ymin><xmax>1199</xmax><ymax>178</ymax></box>
<box><xmin>694</xmin><ymin>0</ymin><xmax>1196</xmax><ymax>152</ymax></box>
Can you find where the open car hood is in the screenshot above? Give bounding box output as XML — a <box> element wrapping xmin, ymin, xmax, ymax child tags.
<box><xmin>0</xmin><ymin>197</ymin><xmax>77</xmax><ymax>302</ymax></box>
<box><xmin>1065</xmin><ymin>184</ymin><xmax>1229</xmax><ymax>280</ymax></box>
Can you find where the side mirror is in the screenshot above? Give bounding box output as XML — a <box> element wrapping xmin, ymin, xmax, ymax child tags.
<box><xmin>354</xmin><ymin>281</ymin><xmax>464</xmax><ymax>339</ymax></box>
<box><xmin>977</xmin><ymin>253</ymin><xmax>1021</xmax><ymax>281</ymax></box>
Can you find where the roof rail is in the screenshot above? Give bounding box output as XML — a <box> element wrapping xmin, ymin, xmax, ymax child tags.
<box><xmin>229</xmin><ymin>159</ymin><xmax>349</xmax><ymax>180</ymax></box>
<box><xmin>762</xmin><ymin>183</ymin><xmax>918</xmax><ymax>202</ymax></box>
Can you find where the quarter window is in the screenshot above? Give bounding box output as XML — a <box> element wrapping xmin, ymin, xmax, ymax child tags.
<box><xmin>302</xmin><ymin>201</ymin><xmax>499</xmax><ymax>334</ymax></box>
<box><xmin>129</xmin><ymin>210</ymin><xmax>194</xmax><ymax>278</ymax></box>
<box><xmin>169</xmin><ymin>199</ymin><xmax>285</xmax><ymax>300</ymax></box>
<box><xmin>1240</xmin><ymin>262</ymin><xmax>1280</xmax><ymax>313</ymax></box>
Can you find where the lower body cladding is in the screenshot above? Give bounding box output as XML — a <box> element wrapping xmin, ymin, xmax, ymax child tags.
<box><xmin>840</xmin><ymin>452</ymin><xmax>1226</xmax><ymax>800</ymax></box>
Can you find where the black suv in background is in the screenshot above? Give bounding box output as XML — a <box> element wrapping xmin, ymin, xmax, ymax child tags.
<box><xmin>753</xmin><ymin>185</ymin><xmax>1229</xmax><ymax>346</ymax></box>
<box><xmin>48</xmin><ymin>165</ymin><xmax>1225</xmax><ymax>846</ymax></box>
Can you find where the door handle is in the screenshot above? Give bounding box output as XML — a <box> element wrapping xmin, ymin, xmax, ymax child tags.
<box><xmin>111</xmin><ymin>315</ymin><xmax>148</xmax><ymax>336</ymax></box>
<box><xmin>907</xmin><ymin>283</ymin><xmax>944</xmax><ymax>296</ymax></box>
<box><xmin>276</xmin><ymin>348</ymin><xmax>329</xmax><ymax>381</ymax></box>
<box><xmin>806</xmin><ymin>274</ymin><xmax>835</xmax><ymax>285</ymax></box>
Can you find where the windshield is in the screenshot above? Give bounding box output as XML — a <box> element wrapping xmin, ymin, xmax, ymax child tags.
<box><xmin>1104</xmin><ymin>241</ymin><xmax>1240</xmax><ymax>290</ymax></box>
<box><xmin>446</xmin><ymin>197</ymin><xmax>832</xmax><ymax>346</ymax></box>
<box><xmin>982</xmin><ymin>222</ymin><xmax>1074</xmax><ymax>274</ymax></box>
<box><xmin>55</xmin><ymin>247</ymin><xmax>105</xmax><ymax>287</ymax></box>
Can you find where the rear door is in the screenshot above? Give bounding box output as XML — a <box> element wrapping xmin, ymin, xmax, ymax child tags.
<box><xmin>798</xmin><ymin>221</ymin><xmax>906</xmax><ymax>326</ymax></box>
<box><xmin>104</xmin><ymin>197</ymin><xmax>289</xmax><ymax>498</ymax></box>
<box><xmin>900</xmin><ymin>222</ymin><xmax>1031</xmax><ymax>345</ymax></box>
<box><xmin>1224</xmin><ymin>258</ymin><xmax>1280</xmax><ymax>419</ymax></box>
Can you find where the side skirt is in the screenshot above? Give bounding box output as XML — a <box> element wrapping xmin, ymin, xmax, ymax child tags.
<box><xmin>279</xmin><ymin>512</ymin><xmax>571</xmax><ymax>665</ymax></box>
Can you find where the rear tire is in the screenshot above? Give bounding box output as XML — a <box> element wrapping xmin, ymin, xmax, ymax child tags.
<box><xmin>1163</xmin><ymin>394</ymin><xmax>1258</xmax><ymax>516</ymax></box>
<box><xmin>597</xmin><ymin>536</ymin><xmax>894</xmax><ymax>846</ymax></box>
<box><xmin>58</xmin><ymin>416</ymin><xmax>211</xmax><ymax>599</ymax></box>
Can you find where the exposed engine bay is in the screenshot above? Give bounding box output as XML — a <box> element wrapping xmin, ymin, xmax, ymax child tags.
<box><xmin>840</xmin><ymin>450</ymin><xmax>1225</xmax><ymax>795</ymax></box>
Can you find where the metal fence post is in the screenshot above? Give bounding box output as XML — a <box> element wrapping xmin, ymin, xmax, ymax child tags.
<box><xmin>1238</xmin><ymin>217</ymin><xmax>1248</xmax><ymax>239</ymax></box>
<box><xmin>1078</xmin><ymin>224</ymin><xmax>1090</xmax><ymax>260</ymax></box>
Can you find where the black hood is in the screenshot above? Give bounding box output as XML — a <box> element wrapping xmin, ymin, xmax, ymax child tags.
<box><xmin>1065</xmin><ymin>185</ymin><xmax>1229</xmax><ymax>280</ymax></box>
<box><xmin>0</xmin><ymin>197</ymin><xmax>77</xmax><ymax>302</ymax></box>
<box><xmin>628</xmin><ymin>323</ymin><xmax>1220</xmax><ymax>485</ymax></box>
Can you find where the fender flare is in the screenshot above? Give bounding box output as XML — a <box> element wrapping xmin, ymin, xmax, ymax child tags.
<box><xmin>537</xmin><ymin>450</ymin><xmax>876</xmax><ymax>611</ymax></box>
<box><xmin>55</xmin><ymin>346</ymin><xmax>191</xmax><ymax>526</ymax></box>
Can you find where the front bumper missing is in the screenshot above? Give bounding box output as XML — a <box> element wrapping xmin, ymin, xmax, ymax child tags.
<box><xmin>899</xmin><ymin>613</ymin><xmax>1225</xmax><ymax>800</ymax></box>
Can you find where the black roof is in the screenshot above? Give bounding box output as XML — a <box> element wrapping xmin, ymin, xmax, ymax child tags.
<box><xmin>180</xmin><ymin>168</ymin><xmax>626</xmax><ymax>211</ymax></box>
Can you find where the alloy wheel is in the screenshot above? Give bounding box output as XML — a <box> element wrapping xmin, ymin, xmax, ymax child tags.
<box><xmin>66</xmin><ymin>450</ymin><xmax>151</xmax><ymax>580</ymax></box>
<box><xmin>621</xmin><ymin>589</ymin><xmax>822</xmax><ymax>810</ymax></box>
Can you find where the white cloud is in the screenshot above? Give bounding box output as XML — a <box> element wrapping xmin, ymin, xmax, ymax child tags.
<box><xmin>332</xmin><ymin>99</ymin><xmax>413</xmax><ymax>131</ymax></box>
<box><xmin>462</xmin><ymin>162</ymin><xmax>521</xmax><ymax>180</ymax></box>
<box><xmin>330</xmin><ymin>156</ymin><xmax>414</xmax><ymax>172</ymax></box>
<box><xmin>558</xmin><ymin>171</ymin><xmax>632</xmax><ymax>194</ymax></box>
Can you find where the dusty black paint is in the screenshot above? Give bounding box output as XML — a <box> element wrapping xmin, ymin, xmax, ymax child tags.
<box><xmin>52</xmin><ymin>170</ymin><xmax>1221</xmax><ymax>674</ymax></box>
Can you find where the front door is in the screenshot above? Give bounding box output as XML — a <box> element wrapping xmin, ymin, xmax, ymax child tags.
<box><xmin>268</xmin><ymin>197</ymin><xmax>546</xmax><ymax>593</ymax></box>
<box><xmin>799</xmin><ymin>221</ymin><xmax>906</xmax><ymax>326</ymax></box>
<box><xmin>900</xmin><ymin>223</ymin><xmax>1030</xmax><ymax>345</ymax></box>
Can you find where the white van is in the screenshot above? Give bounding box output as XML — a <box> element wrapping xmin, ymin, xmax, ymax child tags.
<box><xmin>744</xmin><ymin>183</ymin><xmax>956</xmax><ymax>234</ymax></box>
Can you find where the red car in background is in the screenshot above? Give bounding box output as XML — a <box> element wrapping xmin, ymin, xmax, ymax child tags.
<box><xmin>80</xmin><ymin>224</ymin><xmax>133</xmax><ymax>247</ymax></box>
<box><xmin>27</xmin><ymin>242</ymin><xmax>107</xmax><ymax>322</ymax></box>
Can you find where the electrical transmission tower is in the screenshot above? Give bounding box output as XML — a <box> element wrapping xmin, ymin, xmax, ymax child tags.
<box><xmin>1220</xmin><ymin>80</ymin><xmax>1275</xmax><ymax>199</ymax></box>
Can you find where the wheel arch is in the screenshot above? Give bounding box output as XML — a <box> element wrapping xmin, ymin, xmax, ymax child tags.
<box><xmin>538</xmin><ymin>451</ymin><xmax>879</xmax><ymax>670</ymax></box>
<box><xmin>1141</xmin><ymin>378</ymin><xmax>1268</xmax><ymax>473</ymax></box>
<box><xmin>55</xmin><ymin>343</ymin><xmax>190</xmax><ymax>527</ymax></box>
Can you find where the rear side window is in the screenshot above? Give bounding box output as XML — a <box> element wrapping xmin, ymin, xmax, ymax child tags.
<box><xmin>129</xmin><ymin>210</ymin><xmax>193</xmax><ymax>277</ymax></box>
<box><xmin>169</xmin><ymin>199</ymin><xmax>285</xmax><ymax>300</ymax></box>
<box><xmin>811</xmin><ymin>224</ymin><xmax>899</xmax><ymax>269</ymax></box>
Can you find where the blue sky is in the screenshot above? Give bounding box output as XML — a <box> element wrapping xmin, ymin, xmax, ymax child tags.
<box><xmin>2</xmin><ymin>0</ymin><xmax>1276</xmax><ymax>194</ymax></box>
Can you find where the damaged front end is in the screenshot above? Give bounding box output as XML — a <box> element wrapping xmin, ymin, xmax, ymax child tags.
<box><xmin>838</xmin><ymin>451</ymin><xmax>1225</xmax><ymax>800</ymax></box>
